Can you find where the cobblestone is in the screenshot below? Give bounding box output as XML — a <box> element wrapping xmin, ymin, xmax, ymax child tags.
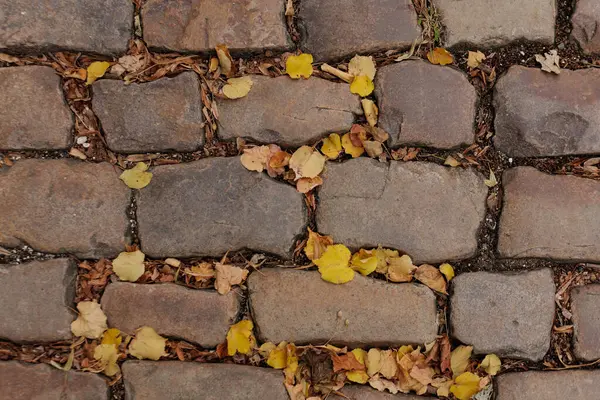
<box><xmin>375</xmin><ymin>61</ymin><xmax>476</xmax><ymax>148</ymax></box>
<box><xmin>571</xmin><ymin>284</ymin><xmax>600</xmax><ymax>360</ymax></box>
<box><xmin>0</xmin><ymin>361</ymin><xmax>108</xmax><ymax>400</ymax></box>
<box><xmin>217</xmin><ymin>76</ymin><xmax>361</xmax><ymax>146</ymax></box>
<box><xmin>496</xmin><ymin>370</ymin><xmax>600</xmax><ymax>400</ymax></box>
<box><xmin>93</xmin><ymin>73</ymin><xmax>204</xmax><ymax>153</ymax></box>
<box><xmin>317</xmin><ymin>159</ymin><xmax>487</xmax><ymax>263</ymax></box>
<box><xmin>299</xmin><ymin>0</ymin><xmax>421</xmax><ymax>61</ymax></box>
<box><xmin>123</xmin><ymin>361</ymin><xmax>287</xmax><ymax>400</ymax></box>
<box><xmin>572</xmin><ymin>0</ymin><xmax>600</xmax><ymax>53</ymax></box>
<box><xmin>433</xmin><ymin>0</ymin><xmax>555</xmax><ymax>47</ymax></box>
<box><xmin>0</xmin><ymin>259</ymin><xmax>75</xmax><ymax>342</ymax></box>
<box><xmin>450</xmin><ymin>268</ymin><xmax>555</xmax><ymax>361</ymax></box>
<box><xmin>141</xmin><ymin>0</ymin><xmax>290</xmax><ymax>53</ymax></box>
<box><xmin>494</xmin><ymin>66</ymin><xmax>600</xmax><ymax>156</ymax></box>
<box><xmin>337</xmin><ymin>386</ymin><xmax>422</xmax><ymax>399</ymax></box>
<box><xmin>0</xmin><ymin>66</ymin><xmax>72</xmax><ymax>150</ymax></box>
<box><xmin>0</xmin><ymin>0</ymin><xmax>132</xmax><ymax>54</ymax></box>
<box><xmin>0</xmin><ymin>160</ymin><xmax>129</xmax><ymax>258</ymax></box>
<box><xmin>498</xmin><ymin>167</ymin><xmax>600</xmax><ymax>261</ymax></box>
<box><xmin>137</xmin><ymin>157</ymin><xmax>305</xmax><ymax>259</ymax></box>
<box><xmin>248</xmin><ymin>269</ymin><xmax>437</xmax><ymax>346</ymax></box>
<box><xmin>101</xmin><ymin>282</ymin><xmax>238</xmax><ymax>347</ymax></box>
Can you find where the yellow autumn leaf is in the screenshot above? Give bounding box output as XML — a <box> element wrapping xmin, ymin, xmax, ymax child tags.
<box><xmin>216</xmin><ymin>44</ymin><xmax>234</xmax><ymax>77</ymax></box>
<box><xmin>71</xmin><ymin>300</ymin><xmax>108</xmax><ymax>339</ymax></box>
<box><xmin>444</xmin><ymin>155</ymin><xmax>461</xmax><ymax>167</ymax></box>
<box><xmin>101</xmin><ymin>328</ymin><xmax>122</xmax><ymax>346</ymax></box>
<box><xmin>439</xmin><ymin>263</ymin><xmax>455</xmax><ymax>281</ymax></box>
<box><xmin>467</xmin><ymin>50</ymin><xmax>486</xmax><ymax>69</ymax></box>
<box><xmin>374</xmin><ymin>247</ymin><xmax>399</xmax><ymax>273</ymax></box>
<box><xmin>347</xmin><ymin>348</ymin><xmax>369</xmax><ymax>383</ymax></box>
<box><xmin>366</xmin><ymin>348</ymin><xmax>382</xmax><ymax>377</ymax></box>
<box><xmin>480</xmin><ymin>354</ymin><xmax>501</xmax><ymax>375</ymax></box>
<box><xmin>414</xmin><ymin>264</ymin><xmax>447</xmax><ymax>294</ymax></box>
<box><xmin>387</xmin><ymin>255</ymin><xmax>416</xmax><ymax>282</ymax></box>
<box><xmin>112</xmin><ymin>250</ymin><xmax>145</xmax><ymax>282</ymax></box>
<box><xmin>314</xmin><ymin>244</ymin><xmax>355</xmax><ymax>284</ymax></box>
<box><xmin>267</xmin><ymin>342</ymin><xmax>287</xmax><ymax>369</ymax></box>
<box><xmin>223</xmin><ymin>76</ymin><xmax>253</xmax><ymax>99</ymax></box>
<box><xmin>321</xmin><ymin>133</ymin><xmax>343</xmax><ymax>159</ymax></box>
<box><xmin>484</xmin><ymin>170</ymin><xmax>498</xmax><ymax>187</ymax></box>
<box><xmin>350</xmin><ymin>249</ymin><xmax>378</xmax><ymax>276</ymax></box>
<box><xmin>296</xmin><ymin>176</ymin><xmax>323</xmax><ymax>193</ymax></box>
<box><xmin>450</xmin><ymin>372</ymin><xmax>481</xmax><ymax>400</ymax></box>
<box><xmin>227</xmin><ymin>320</ymin><xmax>256</xmax><ymax>356</ymax></box>
<box><xmin>120</xmin><ymin>162</ymin><xmax>152</xmax><ymax>189</ymax></box>
<box><xmin>240</xmin><ymin>145</ymin><xmax>271</xmax><ymax>172</ymax></box>
<box><xmin>341</xmin><ymin>133</ymin><xmax>364</xmax><ymax>158</ymax></box>
<box><xmin>304</xmin><ymin>228</ymin><xmax>334</xmax><ymax>261</ymax></box>
<box><xmin>361</xmin><ymin>99</ymin><xmax>378</xmax><ymax>127</ymax></box>
<box><xmin>427</xmin><ymin>48</ymin><xmax>454</xmax><ymax>65</ymax></box>
<box><xmin>259</xmin><ymin>342</ymin><xmax>276</xmax><ymax>357</ymax></box>
<box><xmin>289</xmin><ymin>145</ymin><xmax>326</xmax><ymax>179</ymax></box>
<box><xmin>286</xmin><ymin>53</ymin><xmax>313</xmax><ymax>79</ymax></box>
<box><xmin>451</xmin><ymin>345</ymin><xmax>473</xmax><ymax>377</ymax></box>
<box><xmin>129</xmin><ymin>326</ymin><xmax>167</xmax><ymax>360</ymax></box>
<box><xmin>350</xmin><ymin>75</ymin><xmax>374</xmax><ymax>97</ymax></box>
<box><xmin>215</xmin><ymin>262</ymin><xmax>249</xmax><ymax>295</ymax></box>
<box><xmin>94</xmin><ymin>343</ymin><xmax>120</xmax><ymax>376</ymax></box>
<box><xmin>348</xmin><ymin>55</ymin><xmax>376</xmax><ymax>80</ymax></box>
<box><xmin>86</xmin><ymin>61</ymin><xmax>111</xmax><ymax>85</ymax></box>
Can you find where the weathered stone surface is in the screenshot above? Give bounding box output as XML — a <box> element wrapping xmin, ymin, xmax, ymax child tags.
<box><xmin>494</xmin><ymin>66</ymin><xmax>600</xmax><ymax>157</ymax></box>
<box><xmin>434</xmin><ymin>0</ymin><xmax>555</xmax><ymax>47</ymax></box>
<box><xmin>218</xmin><ymin>76</ymin><xmax>361</xmax><ymax>146</ymax></box>
<box><xmin>572</xmin><ymin>284</ymin><xmax>600</xmax><ymax>360</ymax></box>
<box><xmin>0</xmin><ymin>0</ymin><xmax>132</xmax><ymax>54</ymax></box>
<box><xmin>248</xmin><ymin>269</ymin><xmax>437</xmax><ymax>346</ymax></box>
<box><xmin>337</xmin><ymin>386</ymin><xmax>423</xmax><ymax>400</ymax></box>
<box><xmin>0</xmin><ymin>66</ymin><xmax>72</xmax><ymax>150</ymax></box>
<box><xmin>498</xmin><ymin>167</ymin><xmax>600</xmax><ymax>261</ymax></box>
<box><xmin>0</xmin><ymin>259</ymin><xmax>75</xmax><ymax>342</ymax></box>
<box><xmin>375</xmin><ymin>61</ymin><xmax>476</xmax><ymax>148</ymax></box>
<box><xmin>451</xmin><ymin>269</ymin><xmax>554</xmax><ymax>361</ymax></box>
<box><xmin>299</xmin><ymin>0</ymin><xmax>420</xmax><ymax>60</ymax></box>
<box><xmin>317</xmin><ymin>159</ymin><xmax>487</xmax><ymax>263</ymax></box>
<box><xmin>102</xmin><ymin>283</ymin><xmax>237</xmax><ymax>346</ymax></box>
<box><xmin>573</xmin><ymin>0</ymin><xmax>600</xmax><ymax>53</ymax></box>
<box><xmin>93</xmin><ymin>73</ymin><xmax>204</xmax><ymax>153</ymax></box>
<box><xmin>0</xmin><ymin>159</ymin><xmax>129</xmax><ymax>258</ymax></box>
<box><xmin>123</xmin><ymin>361</ymin><xmax>287</xmax><ymax>400</ymax></box>
<box><xmin>137</xmin><ymin>157</ymin><xmax>305</xmax><ymax>258</ymax></box>
<box><xmin>0</xmin><ymin>361</ymin><xmax>108</xmax><ymax>400</ymax></box>
<box><xmin>497</xmin><ymin>370</ymin><xmax>600</xmax><ymax>400</ymax></box>
<box><xmin>142</xmin><ymin>0</ymin><xmax>290</xmax><ymax>53</ymax></box>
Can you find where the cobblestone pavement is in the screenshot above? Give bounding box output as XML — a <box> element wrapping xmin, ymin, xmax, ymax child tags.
<box><xmin>2</xmin><ymin>0</ymin><xmax>600</xmax><ymax>399</ymax></box>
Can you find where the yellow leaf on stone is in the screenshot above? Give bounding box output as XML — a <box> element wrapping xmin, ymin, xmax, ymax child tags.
<box><xmin>387</xmin><ymin>255</ymin><xmax>416</xmax><ymax>282</ymax></box>
<box><xmin>414</xmin><ymin>264</ymin><xmax>447</xmax><ymax>294</ymax></box>
<box><xmin>286</xmin><ymin>53</ymin><xmax>313</xmax><ymax>79</ymax></box>
<box><xmin>267</xmin><ymin>342</ymin><xmax>287</xmax><ymax>369</ymax></box>
<box><xmin>223</xmin><ymin>76</ymin><xmax>253</xmax><ymax>99</ymax></box>
<box><xmin>348</xmin><ymin>55</ymin><xmax>376</xmax><ymax>80</ymax></box>
<box><xmin>439</xmin><ymin>263</ymin><xmax>455</xmax><ymax>281</ymax></box>
<box><xmin>314</xmin><ymin>244</ymin><xmax>355</xmax><ymax>284</ymax></box>
<box><xmin>450</xmin><ymin>372</ymin><xmax>481</xmax><ymax>400</ymax></box>
<box><xmin>350</xmin><ymin>75</ymin><xmax>374</xmax><ymax>97</ymax></box>
<box><xmin>240</xmin><ymin>145</ymin><xmax>271</xmax><ymax>172</ymax></box>
<box><xmin>427</xmin><ymin>48</ymin><xmax>454</xmax><ymax>65</ymax></box>
<box><xmin>129</xmin><ymin>326</ymin><xmax>167</xmax><ymax>360</ymax></box>
<box><xmin>289</xmin><ymin>145</ymin><xmax>326</xmax><ymax>179</ymax></box>
<box><xmin>341</xmin><ymin>133</ymin><xmax>364</xmax><ymax>158</ymax></box>
<box><xmin>86</xmin><ymin>61</ymin><xmax>111</xmax><ymax>85</ymax></box>
<box><xmin>112</xmin><ymin>250</ymin><xmax>145</xmax><ymax>282</ymax></box>
<box><xmin>451</xmin><ymin>345</ymin><xmax>473</xmax><ymax>377</ymax></box>
<box><xmin>101</xmin><ymin>328</ymin><xmax>122</xmax><ymax>346</ymax></box>
<box><xmin>226</xmin><ymin>320</ymin><xmax>256</xmax><ymax>356</ymax></box>
<box><xmin>467</xmin><ymin>50</ymin><xmax>486</xmax><ymax>69</ymax></box>
<box><xmin>71</xmin><ymin>300</ymin><xmax>108</xmax><ymax>339</ymax></box>
<box><xmin>480</xmin><ymin>354</ymin><xmax>501</xmax><ymax>375</ymax></box>
<box><xmin>120</xmin><ymin>162</ymin><xmax>152</xmax><ymax>189</ymax></box>
<box><xmin>321</xmin><ymin>133</ymin><xmax>343</xmax><ymax>159</ymax></box>
<box><xmin>94</xmin><ymin>343</ymin><xmax>120</xmax><ymax>376</ymax></box>
<box><xmin>350</xmin><ymin>249</ymin><xmax>378</xmax><ymax>276</ymax></box>
<box><xmin>304</xmin><ymin>228</ymin><xmax>334</xmax><ymax>261</ymax></box>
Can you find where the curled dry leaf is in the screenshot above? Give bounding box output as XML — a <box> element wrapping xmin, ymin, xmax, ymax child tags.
<box><xmin>467</xmin><ymin>50</ymin><xmax>486</xmax><ymax>69</ymax></box>
<box><xmin>414</xmin><ymin>264</ymin><xmax>447</xmax><ymax>293</ymax></box>
<box><xmin>350</xmin><ymin>249</ymin><xmax>378</xmax><ymax>276</ymax></box>
<box><xmin>484</xmin><ymin>170</ymin><xmax>498</xmax><ymax>188</ymax></box>
<box><xmin>304</xmin><ymin>228</ymin><xmax>334</xmax><ymax>261</ymax></box>
<box><xmin>346</xmin><ymin>348</ymin><xmax>369</xmax><ymax>384</ymax></box>
<box><xmin>286</xmin><ymin>53</ymin><xmax>314</xmax><ymax>79</ymax></box>
<box><xmin>112</xmin><ymin>250</ymin><xmax>145</xmax><ymax>282</ymax></box>
<box><xmin>223</xmin><ymin>76</ymin><xmax>253</xmax><ymax>99</ymax></box>
<box><xmin>129</xmin><ymin>326</ymin><xmax>167</xmax><ymax>360</ymax></box>
<box><xmin>480</xmin><ymin>354</ymin><xmax>501</xmax><ymax>375</ymax></box>
<box><xmin>444</xmin><ymin>155</ymin><xmax>461</xmax><ymax>167</ymax></box>
<box><xmin>240</xmin><ymin>145</ymin><xmax>271</xmax><ymax>172</ymax></box>
<box><xmin>94</xmin><ymin>343</ymin><xmax>120</xmax><ymax>376</ymax></box>
<box><xmin>296</xmin><ymin>176</ymin><xmax>323</xmax><ymax>193</ymax></box>
<box><xmin>209</xmin><ymin>57</ymin><xmax>219</xmax><ymax>73</ymax></box>
<box><xmin>427</xmin><ymin>48</ymin><xmax>454</xmax><ymax>65</ymax></box>
<box><xmin>363</xmin><ymin>140</ymin><xmax>383</xmax><ymax>158</ymax></box>
<box><xmin>341</xmin><ymin>133</ymin><xmax>364</xmax><ymax>157</ymax></box>
<box><xmin>314</xmin><ymin>244</ymin><xmax>355</xmax><ymax>284</ymax></box>
<box><xmin>350</xmin><ymin>75</ymin><xmax>375</xmax><ymax>97</ymax></box>
<box><xmin>227</xmin><ymin>320</ymin><xmax>256</xmax><ymax>356</ymax></box>
<box><xmin>367</xmin><ymin>126</ymin><xmax>390</xmax><ymax>143</ymax></box>
<box><xmin>216</xmin><ymin>44</ymin><xmax>235</xmax><ymax>77</ymax></box>
<box><xmin>120</xmin><ymin>162</ymin><xmax>153</xmax><ymax>189</ymax></box>
<box><xmin>375</xmin><ymin>247</ymin><xmax>400</xmax><ymax>273</ymax></box>
<box><xmin>71</xmin><ymin>300</ymin><xmax>108</xmax><ymax>339</ymax></box>
<box><xmin>439</xmin><ymin>263</ymin><xmax>455</xmax><ymax>281</ymax></box>
<box><xmin>450</xmin><ymin>345</ymin><xmax>473</xmax><ymax>377</ymax></box>
<box><xmin>361</xmin><ymin>99</ymin><xmax>378</xmax><ymax>127</ymax></box>
<box><xmin>289</xmin><ymin>146</ymin><xmax>326</xmax><ymax>179</ymax></box>
<box><xmin>321</xmin><ymin>133</ymin><xmax>343</xmax><ymax>160</ymax></box>
<box><xmin>387</xmin><ymin>255</ymin><xmax>416</xmax><ymax>282</ymax></box>
<box><xmin>348</xmin><ymin>55</ymin><xmax>376</xmax><ymax>80</ymax></box>
<box><xmin>268</xmin><ymin>149</ymin><xmax>291</xmax><ymax>177</ymax></box>
<box><xmin>215</xmin><ymin>262</ymin><xmax>249</xmax><ymax>295</ymax></box>
<box><xmin>535</xmin><ymin>49</ymin><xmax>560</xmax><ymax>74</ymax></box>
<box><xmin>86</xmin><ymin>61</ymin><xmax>111</xmax><ymax>85</ymax></box>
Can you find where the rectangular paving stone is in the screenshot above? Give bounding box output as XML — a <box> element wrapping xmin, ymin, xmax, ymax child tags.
<box><xmin>337</xmin><ymin>386</ymin><xmax>423</xmax><ymax>400</ymax></box>
<box><xmin>494</xmin><ymin>66</ymin><xmax>600</xmax><ymax>157</ymax></box>
<box><xmin>93</xmin><ymin>73</ymin><xmax>204</xmax><ymax>153</ymax></box>
<box><xmin>571</xmin><ymin>284</ymin><xmax>600</xmax><ymax>360</ymax></box>
<box><xmin>433</xmin><ymin>0</ymin><xmax>555</xmax><ymax>47</ymax></box>
<box><xmin>572</xmin><ymin>0</ymin><xmax>600</xmax><ymax>53</ymax></box>
<box><xmin>0</xmin><ymin>0</ymin><xmax>132</xmax><ymax>54</ymax></box>
<box><xmin>217</xmin><ymin>76</ymin><xmax>361</xmax><ymax>146</ymax></box>
<box><xmin>101</xmin><ymin>282</ymin><xmax>238</xmax><ymax>347</ymax></box>
<box><xmin>0</xmin><ymin>159</ymin><xmax>130</xmax><ymax>258</ymax></box>
<box><xmin>137</xmin><ymin>157</ymin><xmax>306</xmax><ymax>259</ymax></box>
<box><xmin>248</xmin><ymin>269</ymin><xmax>438</xmax><ymax>346</ymax></box>
<box><xmin>0</xmin><ymin>66</ymin><xmax>72</xmax><ymax>150</ymax></box>
<box><xmin>498</xmin><ymin>167</ymin><xmax>600</xmax><ymax>262</ymax></box>
<box><xmin>0</xmin><ymin>259</ymin><xmax>75</xmax><ymax>342</ymax></box>
<box><xmin>123</xmin><ymin>361</ymin><xmax>288</xmax><ymax>400</ymax></box>
<box><xmin>375</xmin><ymin>61</ymin><xmax>476</xmax><ymax>148</ymax></box>
<box><xmin>497</xmin><ymin>370</ymin><xmax>600</xmax><ymax>400</ymax></box>
<box><xmin>299</xmin><ymin>0</ymin><xmax>420</xmax><ymax>61</ymax></box>
<box><xmin>450</xmin><ymin>269</ymin><xmax>555</xmax><ymax>361</ymax></box>
<box><xmin>0</xmin><ymin>361</ymin><xmax>108</xmax><ymax>400</ymax></box>
<box><xmin>142</xmin><ymin>0</ymin><xmax>291</xmax><ymax>53</ymax></box>
<box><xmin>317</xmin><ymin>159</ymin><xmax>487</xmax><ymax>263</ymax></box>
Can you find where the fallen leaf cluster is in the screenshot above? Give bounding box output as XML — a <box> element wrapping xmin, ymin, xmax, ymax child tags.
<box><xmin>321</xmin><ymin>124</ymin><xmax>389</xmax><ymax>161</ymax></box>
<box><xmin>320</xmin><ymin>54</ymin><xmax>377</xmax><ymax>97</ymax></box>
